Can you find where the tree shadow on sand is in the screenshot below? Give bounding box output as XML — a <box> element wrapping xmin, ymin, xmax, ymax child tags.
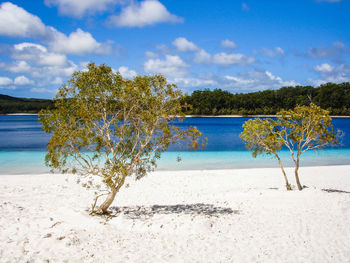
<box><xmin>322</xmin><ymin>188</ymin><xmax>350</xmax><ymax>194</ymax></box>
<box><xmin>109</xmin><ymin>203</ymin><xmax>239</xmax><ymax>219</ymax></box>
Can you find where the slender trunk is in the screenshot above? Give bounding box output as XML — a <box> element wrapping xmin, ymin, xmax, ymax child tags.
<box><xmin>275</xmin><ymin>154</ymin><xmax>292</xmax><ymax>190</ymax></box>
<box><xmin>98</xmin><ymin>187</ymin><xmax>117</xmax><ymax>214</ymax></box>
<box><xmin>96</xmin><ymin>176</ymin><xmax>126</xmax><ymax>214</ymax></box>
<box><xmin>294</xmin><ymin>158</ymin><xmax>302</xmax><ymax>190</ymax></box>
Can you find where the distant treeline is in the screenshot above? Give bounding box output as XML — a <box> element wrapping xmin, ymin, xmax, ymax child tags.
<box><xmin>183</xmin><ymin>82</ymin><xmax>350</xmax><ymax>116</ymax></box>
<box><xmin>0</xmin><ymin>94</ymin><xmax>53</xmax><ymax>114</ymax></box>
<box><xmin>1</xmin><ymin>82</ymin><xmax>350</xmax><ymax>115</ymax></box>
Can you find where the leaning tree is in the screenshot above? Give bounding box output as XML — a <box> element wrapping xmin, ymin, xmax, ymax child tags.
<box><xmin>241</xmin><ymin>104</ymin><xmax>340</xmax><ymax>190</ymax></box>
<box><xmin>39</xmin><ymin>63</ymin><xmax>204</xmax><ymax>214</ymax></box>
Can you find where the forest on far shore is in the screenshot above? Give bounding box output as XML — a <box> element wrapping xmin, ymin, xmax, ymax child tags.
<box><xmin>1</xmin><ymin>82</ymin><xmax>350</xmax><ymax>115</ymax></box>
<box><xmin>183</xmin><ymin>82</ymin><xmax>350</xmax><ymax>116</ymax></box>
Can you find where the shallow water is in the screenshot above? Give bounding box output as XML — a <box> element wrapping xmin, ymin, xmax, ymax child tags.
<box><xmin>0</xmin><ymin>115</ymin><xmax>349</xmax><ymax>174</ymax></box>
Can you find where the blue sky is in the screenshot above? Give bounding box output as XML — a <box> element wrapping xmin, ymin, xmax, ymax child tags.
<box><xmin>0</xmin><ymin>0</ymin><xmax>349</xmax><ymax>98</ymax></box>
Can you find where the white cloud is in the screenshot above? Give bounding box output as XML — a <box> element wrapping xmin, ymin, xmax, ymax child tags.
<box><xmin>0</xmin><ymin>3</ymin><xmax>113</xmax><ymax>56</ymax></box>
<box><xmin>0</xmin><ymin>2</ymin><xmax>47</xmax><ymax>37</ymax></box>
<box><xmin>172</xmin><ymin>37</ymin><xmax>198</xmax><ymax>52</ymax></box>
<box><xmin>8</xmin><ymin>61</ymin><xmax>32</xmax><ymax>73</ymax></box>
<box><xmin>314</xmin><ymin>63</ymin><xmax>334</xmax><ymax>73</ymax></box>
<box><xmin>44</xmin><ymin>0</ymin><xmax>121</xmax><ymax>17</ymax></box>
<box><xmin>311</xmin><ymin>63</ymin><xmax>350</xmax><ymax>85</ymax></box>
<box><xmin>172</xmin><ymin>77</ymin><xmax>217</xmax><ymax>88</ymax></box>
<box><xmin>0</xmin><ymin>76</ymin><xmax>12</xmax><ymax>86</ymax></box>
<box><xmin>221</xmin><ymin>39</ymin><xmax>237</xmax><ymax>49</ymax></box>
<box><xmin>145</xmin><ymin>51</ymin><xmax>159</xmax><ymax>58</ymax></box>
<box><xmin>108</xmin><ymin>0</ymin><xmax>183</xmax><ymax>27</ymax></box>
<box><xmin>13</xmin><ymin>42</ymin><xmax>68</xmax><ymax>67</ymax></box>
<box><xmin>193</xmin><ymin>49</ymin><xmax>211</xmax><ymax>64</ymax></box>
<box><xmin>14</xmin><ymin>75</ymin><xmax>34</xmax><ymax>85</ymax></box>
<box><xmin>118</xmin><ymin>66</ymin><xmax>137</xmax><ymax>79</ymax></box>
<box><xmin>213</xmin><ymin>52</ymin><xmax>255</xmax><ymax>66</ymax></box>
<box><xmin>260</xmin><ymin>47</ymin><xmax>285</xmax><ymax>57</ymax></box>
<box><xmin>223</xmin><ymin>70</ymin><xmax>298</xmax><ymax>91</ymax></box>
<box><xmin>144</xmin><ymin>55</ymin><xmax>188</xmax><ymax>78</ymax></box>
<box><xmin>50</xmin><ymin>29</ymin><xmax>112</xmax><ymax>55</ymax></box>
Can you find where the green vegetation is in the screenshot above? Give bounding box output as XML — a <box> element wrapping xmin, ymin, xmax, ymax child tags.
<box><xmin>2</xmin><ymin>82</ymin><xmax>350</xmax><ymax>115</ymax></box>
<box><xmin>241</xmin><ymin>104</ymin><xmax>340</xmax><ymax>190</ymax></box>
<box><xmin>183</xmin><ymin>82</ymin><xmax>350</xmax><ymax>116</ymax></box>
<box><xmin>0</xmin><ymin>94</ymin><xmax>53</xmax><ymax>114</ymax></box>
<box><xmin>39</xmin><ymin>63</ymin><xmax>204</xmax><ymax>214</ymax></box>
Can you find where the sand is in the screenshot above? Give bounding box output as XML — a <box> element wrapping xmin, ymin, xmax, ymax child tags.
<box><xmin>1</xmin><ymin>165</ymin><xmax>350</xmax><ymax>262</ymax></box>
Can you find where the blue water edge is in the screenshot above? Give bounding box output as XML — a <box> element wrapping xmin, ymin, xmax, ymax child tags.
<box><xmin>0</xmin><ymin>115</ymin><xmax>350</xmax><ymax>174</ymax></box>
<box><xmin>1</xmin><ymin>149</ymin><xmax>350</xmax><ymax>175</ymax></box>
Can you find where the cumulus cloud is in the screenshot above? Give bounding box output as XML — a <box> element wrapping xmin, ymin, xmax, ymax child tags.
<box><xmin>44</xmin><ymin>0</ymin><xmax>121</xmax><ymax>17</ymax></box>
<box><xmin>49</xmin><ymin>29</ymin><xmax>113</xmax><ymax>55</ymax></box>
<box><xmin>144</xmin><ymin>55</ymin><xmax>189</xmax><ymax>78</ymax></box>
<box><xmin>0</xmin><ymin>2</ymin><xmax>47</xmax><ymax>37</ymax></box>
<box><xmin>0</xmin><ymin>76</ymin><xmax>12</xmax><ymax>86</ymax></box>
<box><xmin>7</xmin><ymin>61</ymin><xmax>32</xmax><ymax>73</ymax></box>
<box><xmin>108</xmin><ymin>0</ymin><xmax>183</xmax><ymax>27</ymax></box>
<box><xmin>0</xmin><ymin>2</ymin><xmax>113</xmax><ymax>56</ymax></box>
<box><xmin>223</xmin><ymin>70</ymin><xmax>299</xmax><ymax>91</ymax></box>
<box><xmin>172</xmin><ymin>37</ymin><xmax>198</xmax><ymax>52</ymax></box>
<box><xmin>193</xmin><ymin>49</ymin><xmax>211</xmax><ymax>64</ymax></box>
<box><xmin>212</xmin><ymin>52</ymin><xmax>255</xmax><ymax>66</ymax></box>
<box><xmin>118</xmin><ymin>66</ymin><xmax>137</xmax><ymax>79</ymax></box>
<box><xmin>311</xmin><ymin>62</ymin><xmax>350</xmax><ymax>85</ymax></box>
<box><xmin>314</xmin><ymin>63</ymin><xmax>334</xmax><ymax>73</ymax></box>
<box><xmin>221</xmin><ymin>39</ymin><xmax>237</xmax><ymax>49</ymax></box>
<box><xmin>13</xmin><ymin>42</ymin><xmax>68</xmax><ymax>67</ymax></box>
<box><xmin>14</xmin><ymin>75</ymin><xmax>34</xmax><ymax>85</ymax></box>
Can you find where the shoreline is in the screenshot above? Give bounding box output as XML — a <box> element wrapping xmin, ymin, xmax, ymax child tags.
<box><xmin>3</xmin><ymin>113</ymin><xmax>350</xmax><ymax>118</ymax></box>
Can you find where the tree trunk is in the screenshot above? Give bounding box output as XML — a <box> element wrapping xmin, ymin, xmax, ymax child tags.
<box><xmin>275</xmin><ymin>154</ymin><xmax>292</xmax><ymax>190</ymax></box>
<box><xmin>294</xmin><ymin>159</ymin><xmax>302</xmax><ymax>190</ymax></box>
<box><xmin>97</xmin><ymin>187</ymin><xmax>117</xmax><ymax>214</ymax></box>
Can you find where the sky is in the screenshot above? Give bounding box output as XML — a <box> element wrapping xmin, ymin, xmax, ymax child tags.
<box><xmin>0</xmin><ymin>0</ymin><xmax>349</xmax><ymax>98</ymax></box>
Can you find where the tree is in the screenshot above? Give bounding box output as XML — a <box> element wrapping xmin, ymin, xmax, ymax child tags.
<box><xmin>241</xmin><ymin>104</ymin><xmax>340</xmax><ymax>190</ymax></box>
<box><xmin>39</xmin><ymin>63</ymin><xmax>204</xmax><ymax>214</ymax></box>
<box><xmin>276</xmin><ymin>104</ymin><xmax>339</xmax><ymax>190</ymax></box>
<box><xmin>240</xmin><ymin>118</ymin><xmax>292</xmax><ymax>190</ymax></box>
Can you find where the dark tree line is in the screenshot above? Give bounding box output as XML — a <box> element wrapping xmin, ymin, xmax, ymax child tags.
<box><xmin>1</xmin><ymin>82</ymin><xmax>350</xmax><ymax>115</ymax></box>
<box><xmin>0</xmin><ymin>94</ymin><xmax>53</xmax><ymax>114</ymax></box>
<box><xmin>183</xmin><ymin>82</ymin><xmax>350</xmax><ymax>116</ymax></box>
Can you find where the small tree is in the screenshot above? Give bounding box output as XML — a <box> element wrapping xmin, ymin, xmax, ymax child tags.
<box><xmin>39</xmin><ymin>63</ymin><xmax>204</xmax><ymax>214</ymax></box>
<box><xmin>277</xmin><ymin>104</ymin><xmax>339</xmax><ymax>190</ymax></box>
<box><xmin>240</xmin><ymin>118</ymin><xmax>292</xmax><ymax>190</ymax></box>
<box><xmin>241</xmin><ymin>104</ymin><xmax>339</xmax><ymax>190</ymax></box>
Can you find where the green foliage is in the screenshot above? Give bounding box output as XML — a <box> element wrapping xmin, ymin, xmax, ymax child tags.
<box><xmin>183</xmin><ymin>82</ymin><xmax>350</xmax><ymax>116</ymax></box>
<box><xmin>241</xmin><ymin>104</ymin><xmax>340</xmax><ymax>190</ymax></box>
<box><xmin>240</xmin><ymin>118</ymin><xmax>282</xmax><ymax>158</ymax></box>
<box><xmin>39</xmin><ymin>63</ymin><xmax>204</xmax><ymax>212</ymax></box>
<box><xmin>0</xmin><ymin>94</ymin><xmax>53</xmax><ymax>114</ymax></box>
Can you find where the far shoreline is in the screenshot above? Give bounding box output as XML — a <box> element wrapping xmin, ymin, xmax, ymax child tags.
<box><xmin>3</xmin><ymin>113</ymin><xmax>350</xmax><ymax>118</ymax></box>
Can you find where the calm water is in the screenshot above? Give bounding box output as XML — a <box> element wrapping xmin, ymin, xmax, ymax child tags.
<box><xmin>0</xmin><ymin>115</ymin><xmax>349</xmax><ymax>174</ymax></box>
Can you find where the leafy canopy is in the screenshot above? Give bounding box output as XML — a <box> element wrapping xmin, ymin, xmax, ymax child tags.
<box><xmin>39</xmin><ymin>63</ymin><xmax>204</xmax><ymax>190</ymax></box>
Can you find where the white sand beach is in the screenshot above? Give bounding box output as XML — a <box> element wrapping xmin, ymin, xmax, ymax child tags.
<box><xmin>1</xmin><ymin>165</ymin><xmax>350</xmax><ymax>262</ymax></box>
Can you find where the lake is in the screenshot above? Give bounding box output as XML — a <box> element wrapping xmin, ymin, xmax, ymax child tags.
<box><xmin>0</xmin><ymin>115</ymin><xmax>349</xmax><ymax>174</ymax></box>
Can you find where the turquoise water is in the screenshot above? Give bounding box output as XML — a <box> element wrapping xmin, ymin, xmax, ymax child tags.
<box><xmin>0</xmin><ymin>115</ymin><xmax>349</xmax><ymax>174</ymax></box>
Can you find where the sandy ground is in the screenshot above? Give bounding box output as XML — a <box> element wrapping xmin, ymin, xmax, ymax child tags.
<box><xmin>1</xmin><ymin>165</ymin><xmax>350</xmax><ymax>263</ymax></box>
